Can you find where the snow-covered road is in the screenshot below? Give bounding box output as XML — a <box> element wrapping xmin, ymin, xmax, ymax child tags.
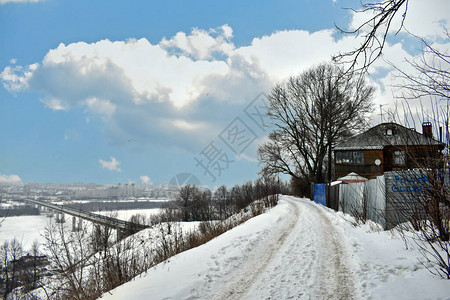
<box><xmin>102</xmin><ymin>196</ymin><xmax>450</xmax><ymax>300</ymax></box>
<box><xmin>222</xmin><ymin>197</ymin><xmax>355</xmax><ymax>300</ymax></box>
<box><xmin>213</xmin><ymin>196</ymin><xmax>301</xmax><ymax>300</ymax></box>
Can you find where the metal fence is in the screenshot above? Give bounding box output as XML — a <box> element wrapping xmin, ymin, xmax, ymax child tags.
<box><xmin>337</xmin><ymin>174</ymin><xmax>387</xmax><ymax>228</ymax></box>
<box><xmin>336</xmin><ymin>169</ymin><xmax>450</xmax><ymax>229</ymax></box>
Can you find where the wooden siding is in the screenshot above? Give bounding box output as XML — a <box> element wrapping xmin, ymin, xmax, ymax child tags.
<box><xmin>334</xmin><ymin>145</ymin><xmax>442</xmax><ymax>180</ymax></box>
<box><xmin>334</xmin><ymin>149</ymin><xmax>383</xmax><ymax>180</ymax></box>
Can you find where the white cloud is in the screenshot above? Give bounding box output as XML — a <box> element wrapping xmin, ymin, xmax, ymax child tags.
<box><xmin>99</xmin><ymin>156</ymin><xmax>122</xmax><ymax>172</ymax></box>
<box><xmin>349</xmin><ymin>0</ymin><xmax>450</xmax><ymax>40</ymax></box>
<box><xmin>394</xmin><ymin>1</ymin><xmax>449</xmax><ymax>39</ymax></box>
<box><xmin>235</xmin><ymin>29</ymin><xmax>355</xmax><ymax>81</ymax></box>
<box><xmin>140</xmin><ymin>175</ymin><xmax>151</xmax><ymax>184</ymax></box>
<box><xmin>0</xmin><ymin>174</ymin><xmax>23</xmax><ymax>185</ymax></box>
<box><xmin>172</xmin><ymin>119</ymin><xmax>205</xmax><ymax>131</ymax></box>
<box><xmin>0</xmin><ymin>0</ymin><xmax>43</xmax><ymax>4</ymax></box>
<box><xmin>221</xmin><ymin>24</ymin><xmax>233</xmax><ymax>39</ymax></box>
<box><xmin>41</xmin><ymin>97</ymin><xmax>67</xmax><ymax>111</ymax></box>
<box><xmin>160</xmin><ymin>25</ymin><xmax>234</xmax><ymax>60</ymax></box>
<box><xmin>1</xmin><ymin>64</ymin><xmax>37</xmax><ymax>93</ymax></box>
<box><xmin>37</xmin><ymin>38</ymin><xmax>229</xmax><ymax>108</ymax></box>
<box><xmin>85</xmin><ymin>97</ymin><xmax>116</xmax><ymax>117</ymax></box>
<box><xmin>235</xmin><ymin>153</ymin><xmax>258</xmax><ymax>163</ymax></box>
<box><xmin>1</xmin><ymin>27</ymin><xmax>349</xmax><ymax>108</ymax></box>
<box><xmin>1</xmin><ymin>17</ymin><xmax>448</xmax><ymax>151</ymax></box>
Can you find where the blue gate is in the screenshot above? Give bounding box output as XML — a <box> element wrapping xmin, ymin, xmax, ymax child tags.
<box><xmin>313</xmin><ymin>183</ymin><xmax>326</xmax><ymax>206</ymax></box>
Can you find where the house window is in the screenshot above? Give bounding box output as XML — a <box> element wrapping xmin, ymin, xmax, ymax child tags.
<box><xmin>336</xmin><ymin>151</ymin><xmax>364</xmax><ymax>164</ymax></box>
<box><xmin>384</xmin><ymin>125</ymin><xmax>397</xmax><ymax>136</ymax></box>
<box><xmin>353</xmin><ymin>151</ymin><xmax>364</xmax><ymax>164</ymax></box>
<box><xmin>393</xmin><ymin>150</ymin><xmax>406</xmax><ymax>165</ymax></box>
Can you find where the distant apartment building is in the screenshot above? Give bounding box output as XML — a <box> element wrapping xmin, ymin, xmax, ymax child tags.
<box><xmin>74</xmin><ymin>183</ymin><xmax>142</xmax><ymax>199</ymax></box>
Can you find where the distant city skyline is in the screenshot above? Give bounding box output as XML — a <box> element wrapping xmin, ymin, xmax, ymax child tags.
<box><xmin>1</xmin><ymin>0</ymin><xmax>449</xmax><ymax>187</ymax></box>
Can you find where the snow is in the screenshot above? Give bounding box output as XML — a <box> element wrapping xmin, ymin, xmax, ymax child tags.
<box><xmin>56</xmin><ymin>198</ymin><xmax>172</xmax><ymax>204</ymax></box>
<box><xmin>0</xmin><ymin>208</ymin><xmax>161</xmax><ymax>241</ymax></box>
<box><xmin>0</xmin><ymin>214</ymin><xmax>51</xmax><ymax>250</ymax></box>
<box><xmin>96</xmin><ymin>208</ymin><xmax>162</xmax><ymax>221</ymax></box>
<box><xmin>102</xmin><ymin>196</ymin><xmax>450</xmax><ymax>300</ymax></box>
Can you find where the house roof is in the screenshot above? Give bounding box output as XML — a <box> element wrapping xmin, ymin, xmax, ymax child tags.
<box><xmin>334</xmin><ymin>122</ymin><xmax>444</xmax><ymax>151</ymax></box>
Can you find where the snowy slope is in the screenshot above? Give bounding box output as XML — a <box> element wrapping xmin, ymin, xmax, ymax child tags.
<box><xmin>101</xmin><ymin>196</ymin><xmax>450</xmax><ymax>299</ymax></box>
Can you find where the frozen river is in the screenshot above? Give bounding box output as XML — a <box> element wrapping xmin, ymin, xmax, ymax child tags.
<box><xmin>0</xmin><ymin>208</ymin><xmax>162</xmax><ymax>251</ymax></box>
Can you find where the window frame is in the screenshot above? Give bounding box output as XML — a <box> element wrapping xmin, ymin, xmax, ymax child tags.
<box><xmin>393</xmin><ymin>150</ymin><xmax>406</xmax><ymax>165</ymax></box>
<box><xmin>335</xmin><ymin>151</ymin><xmax>364</xmax><ymax>165</ymax></box>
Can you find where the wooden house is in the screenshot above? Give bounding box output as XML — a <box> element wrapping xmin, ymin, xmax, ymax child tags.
<box><xmin>333</xmin><ymin>122</ymin><xmax>445</xmax><ymax>180</ymax></box>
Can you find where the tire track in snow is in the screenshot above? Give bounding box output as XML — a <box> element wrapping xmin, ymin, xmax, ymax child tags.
<box><xmin>214</xmin><ymin>198</ymin><xmax>300</xmax><ymax>300</ymax></box>
<box><xmin>216</xmin><ymin>197</ymin><xmax>355</xmax><ymax>300</ymax></box>
<box><xmin>305</xmin><ymin>201</ymin><xmax>355</xmax><ymax>300</ymax></box>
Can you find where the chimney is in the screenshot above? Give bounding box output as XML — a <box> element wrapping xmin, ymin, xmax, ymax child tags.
<box><xmin>422</xmin><ymin>121</ymin><xmax>432</xmax><ymax>138</ymax></box>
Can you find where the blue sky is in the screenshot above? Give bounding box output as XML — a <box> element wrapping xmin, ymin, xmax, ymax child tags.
<box><xmin>1</xmin><ymin>0</ymin><xmax>448</xmax><ymax>186</ymax></box>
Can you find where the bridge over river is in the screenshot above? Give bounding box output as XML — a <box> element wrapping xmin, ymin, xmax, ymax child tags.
<box><xmin>25</xmin><ymin>198</ymin><xmax>149</xmax><ymax>239</ymax></box>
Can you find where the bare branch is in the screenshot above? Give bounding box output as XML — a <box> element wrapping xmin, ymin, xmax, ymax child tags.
<box><xmin>333</xmin><ymin>0</ymin><xmax>409</xmax><ymax>73</ymax></box>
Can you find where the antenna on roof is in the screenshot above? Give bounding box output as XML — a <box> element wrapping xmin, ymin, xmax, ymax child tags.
<box><xmin>379</xmin><ymin>104</ymin><xmax>387</xmax><ymax>123</ymax></box>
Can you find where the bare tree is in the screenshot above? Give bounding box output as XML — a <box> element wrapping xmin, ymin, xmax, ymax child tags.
<box><xmin>22</xmin><ymin>240</ymin><xmax>42</xmax><ymax>293</ymax></box>
<box><xmin>0</xmin><ymin>239</ymin><xmax>24</xmax><ymax>299</ymax></box>
<box><xmin>44</xmin><ymin>222</ymin><xmax>95</xmax><ymax>299</ymax></box>
<box><xmin>335</xmin><ymin>0</ymin><xmax>450</xmax><ymax>274</ymax></box>
<box><xmin>44</xmin><ymin>217</ymin><xmax>154</xmax><ymax>299</ymax></box>
<box><xmin>214</xmin><ymin>185</ymin><xmax>229</xmax><ymax>220</ymax></box>
<box><xmin>333</xmin><ymin>0</ymin><xmax>409</xmax><ymax>72</ymax></box>
<box><xmin>333</xmin><ymin>0</ymin><xmax>449</xmax><ymax>102</ymax></box>
<box><xmin>178</xmin><ymin>185</ymin><xmax>197</xmax><ymax>222</ymax></box>
<box><xmin>391</xmin><ymin>31</ymin><xmax>450</xmax><ymax>101</ymax></box>
<box><xmin>258</xmin><ymin>63</ymin><xmax>375</xmax><ymax>185</ymax></box>
<box><xmin>1</xmin><ymin>241</ymin><xmax>10</xmax><ymax>299</ymax></box>
<box><xmin>8</xmin><ymin>239</ymin><xmax>23</xmax><ymax>297</ymax></box>
<box><xmin>91</xmin><ymin>211</ymin><xmax>117</xmax><ymax>254</ymax></box>
<box><xmin>129</xmin><ymin>213</ymin><xmax>147</xmax><ymax>227</ymax></box>
<box><xmin>390</xmin><ymin>101</ymin><xmax>449</xmax><ymax>277</ymax></box>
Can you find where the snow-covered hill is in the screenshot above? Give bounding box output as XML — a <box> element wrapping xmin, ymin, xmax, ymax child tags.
<box><xmin>101</xmin><ymin>196</ymin><xmax>450</xmax><ymax>299</ymax></box>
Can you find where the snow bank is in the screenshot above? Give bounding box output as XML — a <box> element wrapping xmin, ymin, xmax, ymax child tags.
<box><xmin>101</xmin><ymin>196</ymin><xmax>450</xmax><ymax>299</ymax></box>
<box><xmin>102</xmin><ymin>199</ymin><xmax>293</xmax><ymax>299</ymax></box>
<box><xmin>320</xmin><ymin>207</ymin><xmax>450</xmax><ymax>299</ymax></box>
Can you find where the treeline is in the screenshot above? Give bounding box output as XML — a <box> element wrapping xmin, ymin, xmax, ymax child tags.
<box><xmin>0</xmin><ymin>205</ymin><xmax>40</xmax><ymax>217</ymax></box>
<box><xmin>65</xmin><ymin>200</ymin><xmax>165</xmax><ymax>212</ymax></box>
<box><xmin>151</xmin><ymin>177</ymin><xmax>290</xmax><ymax>224</ymax></box>
<box><xmin>8</xmin><ymin>177</ymin><xmax>289</xmax><ymax>299</ymax></box>
<box><xmin>0</xmin><ymin>239</ymin><xmax>48</xmax><ymax>299</ymax></box>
